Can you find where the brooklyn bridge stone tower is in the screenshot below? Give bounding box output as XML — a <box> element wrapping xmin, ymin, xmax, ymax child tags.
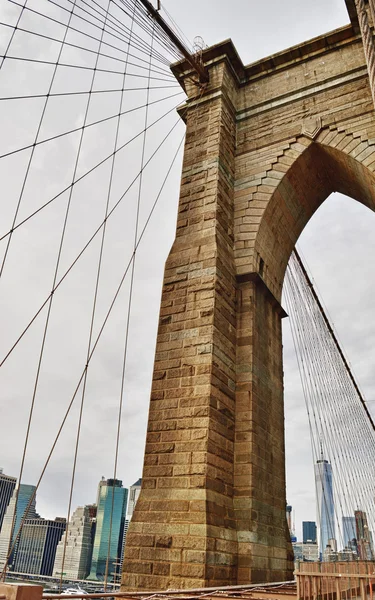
<box><xmin>122</xmin><ymin>0</ymin><xmax>375</xmax><ymax>589</ymax></box>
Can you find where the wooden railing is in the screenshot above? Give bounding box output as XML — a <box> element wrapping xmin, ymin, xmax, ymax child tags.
<box><xmin>0</xmin><ymin>580</ymin><xmax>297</xmax><ymax>600</ymax></box>
<box><xmin>295</xmin><ymin>561</ymin><xmax>375</xmax><ymax>600</ymax></box>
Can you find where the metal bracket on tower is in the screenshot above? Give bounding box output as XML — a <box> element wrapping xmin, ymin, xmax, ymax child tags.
<box><xmin>138</xmin><ymin>0</ymin><xmax>209</xmax><ymax>83</ymax></box>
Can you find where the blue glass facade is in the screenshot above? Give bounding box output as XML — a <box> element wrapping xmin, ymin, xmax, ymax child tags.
<box><xmin>12</xmin><ymin>485</ymin><xmax>37</xmax><ymax>545</ymax></box>
<box><xmin>315</xmin><ymin>459</ymin><xmax>335</xmax><ymax>558</ymax></box>
<box><xmin>88</xmin><ymin>479</ymin><xmax>127</xmax><ymax>581</ymax></box>
<box><xmin>0</xmin><ymin>483</ymin><xmax>37</xmax><ymax>570</ymax></box>
<box><xmin>342</xmin><ymin>516</ymin><xmax>356</xmax><ymax>547</ymax></box>
<box><xmin>303</xmin><ymin>521</ymin><xmax>317</xmax><ymax>544</ymax></box>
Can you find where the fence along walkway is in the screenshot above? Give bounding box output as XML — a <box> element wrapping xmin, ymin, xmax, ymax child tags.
<box><xmin>0</xmin><ymin>580</ymin><xmax>297</xmax><ymax>600</ymax></box>
<box><xmin>296</xmin><ymin>561</ymin><xmax>375</xmax><ymax>600</ymax></box>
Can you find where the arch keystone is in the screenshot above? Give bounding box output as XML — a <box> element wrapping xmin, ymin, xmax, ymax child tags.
<box><xmin>301</xmin><ymin>117</ymin><xmax>323</xmax><ymax>140</ymax></box>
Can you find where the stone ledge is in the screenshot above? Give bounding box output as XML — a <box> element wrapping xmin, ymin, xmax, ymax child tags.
<box><xmin>236</xmin><ymin>272</ymin><xmax>287</xmax><ymax>319</ymax></box>
<box><xmin>171</xmin><ymin>25</ymin><xmax>359</xmax><ymax>88</ymax></box>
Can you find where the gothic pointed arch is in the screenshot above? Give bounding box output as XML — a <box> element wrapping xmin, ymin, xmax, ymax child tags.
<box><xmin>244</xmin><ymin>121</ymin><xmax>375</xmax><ymax>299</ymax></box>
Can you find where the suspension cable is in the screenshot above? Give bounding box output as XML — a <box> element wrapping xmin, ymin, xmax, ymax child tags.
<box><xmin>284</xmin><ymin>248</ymin><xmax>375</xmax><ymax>559</ymax></box>
<box><xmin>0</xmin><ymin>98</ymin><xmax>183</xmax><ymax>245</ymax></box>
<box><xmin>0</xmin><ymin>107</ymin><xmax>184</xmax><ymax>369</ymax></box>
<box><xmin>0</xmin><ymin>91</ymin><xmax>183</xmax><ymax>161</ymax></box>
<box><xmin>0</xmin><ymin>128</ymin><xmax>185</xmax><ymax>581</ymax></box>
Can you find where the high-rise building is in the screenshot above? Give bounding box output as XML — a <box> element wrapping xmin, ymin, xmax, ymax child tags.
<box><xmin>292</xmin><ymin>542</ymin><xmax>319</xmax><ymax>562</ymax></box>
<box><xmin>303</xmin><ymin>521</ymin><xmax>317</xmax><ymax>544</ymax></box>
<box><xmin>0</xmin><ymin>484</ymin><xmax>37</xmax><ymax>571</ymax></box>
<box><xmin>53</xmin><ymin>505</ymin><xmax>96</xmax><ymax>580</ymax></box>
<box><xmin>14</xmin><ymin>518</ymin><xmax>66</xmax><ymax>576</ymax></box>
<box><xmin>121</xmin><ymin>478</ymin><xmax>142</xmax><ymax>564</ymax></box>
<box><xmin>286</xmin><ymin>505</ymin><xmax>292</xmax><ymax>534</ymax></box>
<box><xmin>127</xmin><ymin>479</ymin><xmax>141</xmax><ymax>519</ymax></box>
<box><xmin>342</xmin><ymin>516</ymin><xmax>357</xmax><ymax>547</ymax></box>
<box><xmin>87</xmin><ymin>479</ymin><xmax>127</xmax><ymax>581</ymax></box>
<box><xmin>315</xmin><ymin>456</ymin><xmax>335</xmax><ymax>559</ymax></box>
<box><xmin>355</xmin><ymin>510</ymin><xmax>373</xmax><ymax>560</ymax></box>
<box><xmin>0</xmin><ymin>469</ymin><xmax>17</xmax><ymax>533</ymax></box>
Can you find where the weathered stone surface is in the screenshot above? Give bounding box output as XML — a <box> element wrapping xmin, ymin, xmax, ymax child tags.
<box><xmin>0</xmin><ymin>584</ymin><xmax>43</xmax><ymax>600</ymax></box>
<box><xmin>122</xmin><ymin>18</ymin><xmax>375</xmax><ymax>591</ymax></box>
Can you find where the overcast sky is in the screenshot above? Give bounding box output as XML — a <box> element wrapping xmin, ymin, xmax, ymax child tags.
<box><xmin>0</xmin><ymin>0</ymin><xmax>374</xmax><ymax>545</ymax></box>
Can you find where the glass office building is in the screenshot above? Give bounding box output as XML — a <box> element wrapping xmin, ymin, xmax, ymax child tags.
<box><xmin>0</xmin><ymin>469</ymin><xmax>17</xmax><ymax>533</ymax></box>
<box><xmin>342</xmin><ymin>516</ymin><xmax>356</xmax><ymax>547</ymax></box>
<box><xmin>303</xmin><ymin>521</ymin><xmax>317</xmax><ymax>544</ymax></box>
<box><xmin>315</xmin><ymin>458</ymin><xmax>335</xmax><ymax>559</ymax></box>
<box><xmin>14</xmin><ymin>518</ymin><xmax>66</xmax><ymax>575</ymax></box>
<box><xmin>87</xmin><ymin>478</ymin><xmax>127</xmax><ymax>581</ymax></box>
<box><xmin>0</xmin><ymin>484</ymin><xmax>37</xmax><ymax>570</ymax></box>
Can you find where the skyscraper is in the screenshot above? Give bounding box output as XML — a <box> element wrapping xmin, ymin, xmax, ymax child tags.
<box><xmin>342</xmin><ymin>516</ymin><xmax>356</xmax><ymax>548</ymax></box>
<box><xmin>121</xmin><ymin>478</ymin><xmax>142</xmax><ymax>564</ymax></box>
<box><xmin>53</xmin><ymin>505</ymin><xmax>96</xmax><ymax>580</ymax></box>
<box><xmin>286</xmin><ymin>505</ymin><xmax>292</xmax><ymax>534</ymax></box>
<box><xmin>303</xmin><ymin>521</ymin><xmax>317</xmax><ymax>544</ymax></box>
<box><xmin>14</xmin><ymin>518</ymin><xmax>66</xmax><ymax>576</ymax></box>
<box><xmin>0</xmin><ymin>484</ymin><xmax>37</xmax><ymax>571</ymax></box>
<box><xmin>0</xmin><ymin>469</ymin><xmax>16</xmax><ymax>533</ymax></box>
<box><xmin>355</xmin><ymin>510</ymin><xmax>373</xmax><ymax>560</ymax></box>
<box><xmin>126</xmin><ymin>479</ymin><xmax>142</xmax><ymax>519</ymax></box>
<box><xmin>315</xmin><ymin>456</ymin><xmax>335</xmax><ymax>558</ymax></box>
<box><xmin>87</xmin><ymin>479</ymin><xmax>127</xmax><ymax>581</ymax></box>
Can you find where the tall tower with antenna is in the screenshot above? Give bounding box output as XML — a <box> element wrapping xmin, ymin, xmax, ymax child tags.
<box><xmin>315</xmin><ymin>450</ymin><xmax>335</xmax><ymax>559</ymax></box>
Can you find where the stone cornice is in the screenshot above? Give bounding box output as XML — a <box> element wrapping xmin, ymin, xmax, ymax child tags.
<box><xmin>171</xmin><ymin>25</ymin><xmax>360</xmax><ymax>89</ymax></box>
<box><xmin>236</xmin><ymin>66</ymin><xmax>368</xmax><ymax>122</ymax></box>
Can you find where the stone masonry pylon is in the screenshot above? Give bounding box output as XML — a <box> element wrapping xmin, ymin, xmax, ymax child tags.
<box><xmin>122</xmin><ymin>57</ymin><xmax>245</xmax><ymax>590</ymax></box>
<box><xmin>122</xmin><ymin>3</ymin><xmax>375</xmax><ymax>589</ymax></box>
<box><xmin>121</xmin><ymin>49</ymin><xmax>294</xmax><ymax>589</ymax></box>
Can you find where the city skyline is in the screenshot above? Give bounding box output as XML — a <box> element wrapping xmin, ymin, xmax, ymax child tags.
<box><xmin>0</xmin><ymin>470</ymin><xmax>141</xmax><ymax>581</ymax></box>
<box><xmin>1</xmin><ymin>461</ymin><xmax>373</xmax><ymax>578</ymax></box>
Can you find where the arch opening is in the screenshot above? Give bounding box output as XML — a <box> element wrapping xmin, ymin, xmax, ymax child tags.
<box><xmin>254</xmin><ymin>141</ymin><xmax>375</xmax><ymax>302</ymax></box>
<box><xmin>282</xmin><ymin>191</ymin><xmax>375</xmax><ymax>547</ymax></box>
<box><xmin>265</xmin><ymin>140</ymin><xmax>375</xmax><ymax>553</ymax></box>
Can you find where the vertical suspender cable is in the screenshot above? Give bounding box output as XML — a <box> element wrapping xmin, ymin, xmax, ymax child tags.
<box><xmin>57</xmin><ymin>0</ymin><xmax>115</xmax><ymax>590</ymax></box>
<box><xmin>103</xmin><ymin>11</ymin><xmax>155</xmax><ymax>593</ymax></box>
<box><xmin>284</xmin><ymin>249</ymin><xmax>375</xmax><ymax>558</ymax></box>
<box><xmin>0</xmin><ymin>118</ymin><xmax>186</xmax><ymax>584</ymax></box>
<box><xmin>1</xmin><ymin>0</ymin><xmax>81</xmax><ymax>580</ymax></box>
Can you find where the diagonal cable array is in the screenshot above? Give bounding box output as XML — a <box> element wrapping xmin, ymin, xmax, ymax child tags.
<box><xmin>0</xmin><ymin>0</ymin><xmax>184</xmax><ymax>277</ymax></box>
<box><xmin>0</xmin><ymin>0</ymin><xmax>196</xmax><ymax>583</ymax></box>
<box><xmin>284</xmin><ymin>249</ymin><xmax>375</xmax><ymax>559</ymax></box>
